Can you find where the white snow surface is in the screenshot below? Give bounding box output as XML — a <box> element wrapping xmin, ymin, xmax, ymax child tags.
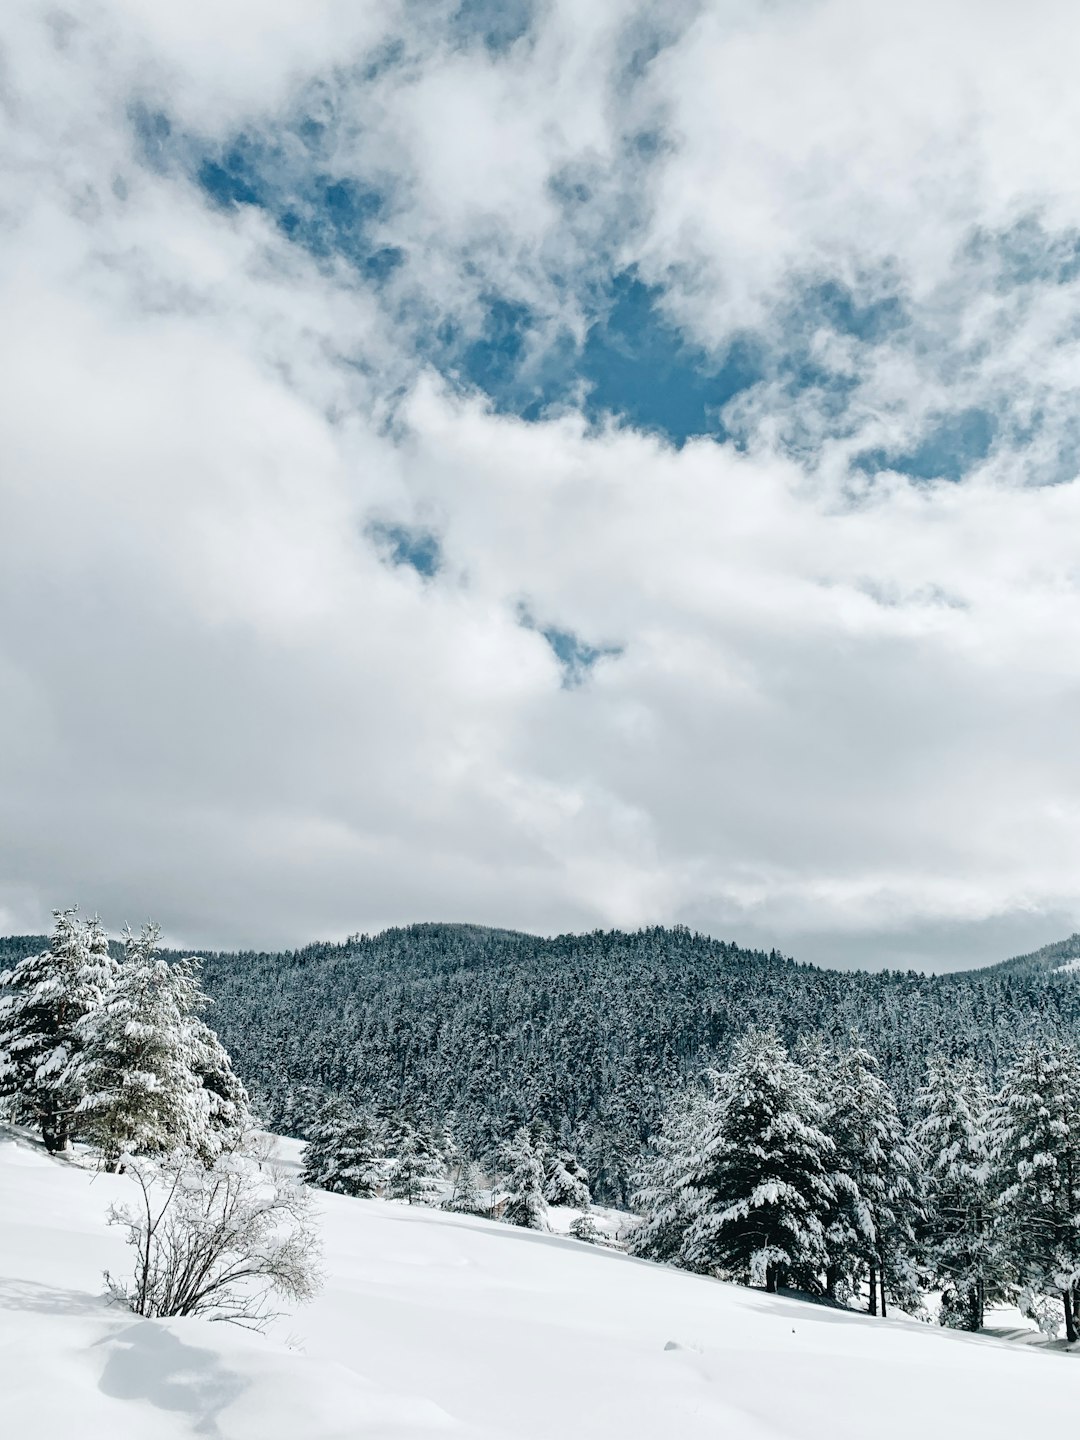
<box><xmin>0</xmin><ymin>1128</ymin><xmax>1074</xmax><ymax>1439</ymax></box>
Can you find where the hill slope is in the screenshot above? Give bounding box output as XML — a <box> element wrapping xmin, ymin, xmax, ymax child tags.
<box><xmin>0</xmin><ymin>1126</ymin><xmax>1075</xmax><ymax>1440</ymax></box>
<box><xmin>7</xmin><ymin>923</ymin><xmax>1080</xmax><ymax>1201</ymax></box>
<box><xmin>195</xmin><ymin>923</ymin><xmax>1080</xmax><ymax>1198</ymax></box>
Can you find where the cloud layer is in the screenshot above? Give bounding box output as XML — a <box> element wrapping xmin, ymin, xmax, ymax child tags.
<box><xmin>3</xmin><ymin>0</ymin><xmax>1080</xmax><ymax>969</ymax></box>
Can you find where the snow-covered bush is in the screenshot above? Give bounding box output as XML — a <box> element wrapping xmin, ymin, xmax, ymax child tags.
<box><xmin>105</xmin><ymin>1139</ymin><xmax>322</xmax><ymax>1329</ymax></box>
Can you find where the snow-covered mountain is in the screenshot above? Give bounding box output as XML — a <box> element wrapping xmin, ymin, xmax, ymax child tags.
<box><xmin>1</xmin><ymin>1126</ymin><xmax>1074</xmax><ymax>1440</ymax></box>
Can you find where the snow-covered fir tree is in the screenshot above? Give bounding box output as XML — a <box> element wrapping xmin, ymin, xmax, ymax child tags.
<box><xmin>435</xmin><ymin>1118</ymin><xmax>487</xmax><ymax>1214</ymax></box>
<box><xmin>188</xmin><ymin>1013</ymin><xmax>252</xmax><ymax>1151</ymax></box>
<box><xmin>70</xmin><ymin>924</ymin><xmax>245</xmax><ymax>1169</ymax></box>
<box><xmin>444</xmin><ymin>1157</ymin><xmax>488</xmax><ymax>1215</ymax></box>
<box><xmin>544</xmin><ymin>1148</ymin><xmax>591</xmax><ymax>1209</ymax></box>
<box><xmin>569</xmin><ymin>1212</ymin><xmax>602</xmax><ymax>1243</ymax></box>
<box><xmin>680</xmin><ymin>1028</ymin><xmax>835</xmax><ymax>1292</ymax></box>
<box><xmin>913</xmin><ymin>1056</ymin><xmax>995</xmax><ymax>1329</ymax></box>
<box><xmin>0</xmin><ymin>908</ymin><xmax>116</xmax><ymax>1152</ymax></box>
<box><xmin>992</xmin><ymin>1038</ymin><xmax>1080</xmax><ymax>1340</ymax></box>
<box><xmin>385</xmin><ymin>1116</ymin><xmax>443</xmax><ymax>1205</ymax></box>
<box><xmin>824</xmin><ymin>1037</ymin><xmax>921</xmax><ymax>1316</ymax></box>
<box><xmin>302</xmin><ymin>1102</ymin><xmax>386</xmax><ymax>1197</ymax></box>
<box><xmin>500</xmin><ymin>1127</ymin><xmax>549</xmax><ymax>1231</ymax></box>
<box><xmin>629</xmin><ymin>1083</ymin><xmax>713</xmax><ymax>1265</ymax></box>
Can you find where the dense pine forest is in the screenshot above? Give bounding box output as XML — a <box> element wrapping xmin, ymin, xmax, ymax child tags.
<box><xmin>6</xmin><ymin>922</ymin><xmax>1078</xmax><ymax>1205</ymax></box>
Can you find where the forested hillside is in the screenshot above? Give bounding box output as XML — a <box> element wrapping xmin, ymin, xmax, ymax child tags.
<box><xmin>7</xmin><ymin>923</ymin><xmax>1077</xmax><ymax>1203</ymax></box>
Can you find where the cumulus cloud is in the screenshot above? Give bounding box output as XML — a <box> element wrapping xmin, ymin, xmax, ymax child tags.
<box><xmin>2</xmin><ymin>0</ymin><xmax>1080</xmax><ymax>969</ymax></box>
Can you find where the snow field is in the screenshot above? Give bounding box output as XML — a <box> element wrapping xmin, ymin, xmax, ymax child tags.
<box><xmin>0</xmin><ymin>1129</ymin><xmax>1074</xmax><ymax>1440</ymax></box>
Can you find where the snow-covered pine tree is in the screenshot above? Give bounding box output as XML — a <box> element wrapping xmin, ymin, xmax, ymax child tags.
<box><xmin>70</xmin><ymin>924</ymin><xmax>220</xmax><ymax>1169</ymax></box>
<box><xmin>500</xmin><ymin>1127</ymin><xmax>549</xmax><ymax>1231</ymax></box>
<box><xmin>187</xmin><ymin>1013</ymin><xmax>252</xmax><ymax>1157</ymax></box>
<box><xmin>992</xmin><ymin>1037</ymin><xmax>1080</xmax><ymax>1341</ymax></box>
<box><xmin>629</xmin><ymin>1082</ymin><xmax>713</xmax><ymax>1265</ymax></box>
<box><xmin>680</xmin><ymin>1028</ymin><xmax>835</xmax><ymax>1293</ymax></box>
<box><xmin>385</xmin><ymin>1117</ymin><xmax>443</xmax><ymax>1205</ymax></box>
<box><xmin>444</xmin><ymin>1158</ymin><xmax>488</xmax><ymax>1215</ymax></box>
<box><xmin>0</xmin><ymin>908</ymin><xmax>116</xmax><ymax>1151</ymax></box>
<box><xmin>302</xmin><ymin>1102</ymin><xmax>385</xmax><ymax>1197</ymax></box>
<box><xmin>796</xmin><ymin>1052</ymin><xmax>866</xmax><ymax>1304</ymax></box>
<box><xmin>569</xmin><ymin>1212</ymin><xmax>602</xmax><ymax>1244</ymax></box>
<box><xmin>825</xmin><ymin>1037</ymin><xmax>922</xmax><ymax>1317</ymax></box>
<box><xmin>436</xmin><ymin>1116</ymin><xmax>488</xmax><ymax>1214</ymax></box>
<box><xmin>544</xmin><ymin>1149</ymin><xmax>591</xmax><ymax>1209</ymax></box>
<box><xmin>913</xmin><ymin>1056</ymin><xmax>995</xmax><ymax>1329</ymax></box>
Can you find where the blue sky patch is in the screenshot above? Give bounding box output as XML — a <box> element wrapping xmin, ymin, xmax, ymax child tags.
<box><xmin>854</xmin><ymin>408</ymin><xmax>997</xmax><ymax>483</ymax></box>
<box><xmin>965</xmin><ymin>213</ymin><xmax>1080</xmax><ymax>291</ymax></box>
<box><xmin>368</xmin><ymin>521</ymin><xmax>443</xmax><ymax>578</ymax></box>
<box><xmin>450</xmin><ymin>0</ymin><xmax>534</xmax><ymax>53</ymax></box>
<box><xmin>131</xmin><ymin>104</ymin><xmax>402</xmax><ymax>285</ymax></box>
<box><xmin>131</xmin><ymin>97</ymin><xmax>1045</xmax><ymax>474</ymax></box>
<box><xmin>518</xmin><ymin>606</ymin><xmax>623</xmax><ymax>687</ymax></box>
<box><xmin>577</xmin><ymin>273</ymin><xmax>764</xmax><ymax>445</ymax></box>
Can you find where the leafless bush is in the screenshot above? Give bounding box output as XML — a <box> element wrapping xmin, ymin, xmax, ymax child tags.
<box><xmin>105</xmin><ymin>1138</ymin><xmax>323</xmax><ymax>1330</ymax></box>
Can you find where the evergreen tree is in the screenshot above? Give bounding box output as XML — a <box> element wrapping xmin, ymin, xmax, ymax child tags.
<box><xmin>385</xmin><ymin>1116</ymin><xmax>443</xmax><ymax>1205</ymax></box>
<box><xmin>629</xmin><ymin>1083</ymin><xmax>712</xmax><ymax>1265</ymax></box>
<box><xmin>544</xmin><ymin>1149</ymin><xmax>591</xmax><ymax>1209</ymax></box>
<box><xmin>70</xmin><ymin>924</ymin><xmax>218</xmax><ymax>1169</ymax></box>
<box><xmin>825</xmin><ymin>1038</ymin><xmax>922</xmax><ymax>1316</ymax></box>
<box><xmin>680</xmin><ymin>1028</ymin><xmax>835</xmax><ymax>1292</ymax></box>
<box><xmin>0</xmin><ymin>908</ymin><xmax>116</xmax><ymax>1151</ymax></box>
<box><xmin>992</xmin><ymin>1038</ymin><xmax>1080</xmax><ymax>1340</ymax></box>
<box><xmin>188</xmin><ymin>1014</ymin><xmax>252</xmax><ymax>1155</ymax></box>
<box><xmin>444</xmin><ymin>1158</ymin><xmax>488</xmax><ymax>1215</ymax></box>
<box><xmin>914</xmin><ymin>1056</ymin><xmax>995</xmax><ymax>1330</ymax></box>
<box><xmin>500</xmin><ymin>1128</ymin><xmax>549</xmax><ymax>1231</ymax></box>
<box><xmin>569</xmin><ymin>1212</ymin><xmax>602</xmax><ymax>1244</ymax></box>
<box><xmin>302</xmin><ymin>1102</ymin><xmax>385</xmax><ymax>1197</ymax></box>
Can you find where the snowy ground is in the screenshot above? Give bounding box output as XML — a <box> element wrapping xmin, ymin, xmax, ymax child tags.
<box><xmin>1</xmin><ymin>1128</ymin><xmax>1076</xmax><ymax>1439</ymax></box>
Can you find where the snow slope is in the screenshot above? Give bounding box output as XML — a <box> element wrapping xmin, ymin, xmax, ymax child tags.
<box><xmin>0</xmin><ymin>1128</ymin><xmax>1073</xmax><ymax>1440</ymax></box>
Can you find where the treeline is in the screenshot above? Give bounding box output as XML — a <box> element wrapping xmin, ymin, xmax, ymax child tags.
<box><xmin>632</xmin><ymin>1026</ymin><xmax>1080</xmax><ymax>1340</ymax></box>
<box><xmin>151</xmin><ymin>923</ymin><xmax>1080</xmax><ymax>1204</ymax></box>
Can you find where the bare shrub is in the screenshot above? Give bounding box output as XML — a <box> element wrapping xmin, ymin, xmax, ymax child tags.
<box><xmin>105</xmin><ymin>1138</ymin><xmax>322</xmax><ymax>1329</ymax></box>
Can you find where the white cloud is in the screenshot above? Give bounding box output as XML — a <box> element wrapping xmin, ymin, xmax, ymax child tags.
<box><xmin>3</xmin><ymin>1</ymin><xmax>1080</xmax><ymax>968</ymax></box>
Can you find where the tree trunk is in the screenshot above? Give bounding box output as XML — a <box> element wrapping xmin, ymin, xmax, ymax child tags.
<box><xmin>879</xmin><ymin>1254</ymin><xmax>887</xmax><ymax>1319</ymax></box>
<box><xmin>1063</xmin><ymin>1289</ymin><xmax>1077</xmax><ymax>1344</ymax></box>
<box><xmin>825</xmin><ymin>1265</ymin><xmax>838</xmax><ymax>1303</ymax></box>
<box><xmin>765</xmin><ymin>1264</ymin><xmax>778</xmax><ymax>1294</ymax></box>
<box><xmin>868</xmin><ymin>1261</ymin><xmax>878</xmax><ymax>1316</ymax></box>
<box><xmin>41</xmin><ymin>1124</ymin><xmax>69</xmax><ymax>1154</ymax></box>
<box><xmin>39</xmin><ymin>1099</ymin><xmax>71</xmax><ymax>1154</ymax></box>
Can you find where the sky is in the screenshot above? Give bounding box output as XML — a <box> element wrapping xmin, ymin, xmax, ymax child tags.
<box><xmin>3</xmin><ymin>1</ymin><xmax>1080</xmax><ymax>971</ymax></box>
